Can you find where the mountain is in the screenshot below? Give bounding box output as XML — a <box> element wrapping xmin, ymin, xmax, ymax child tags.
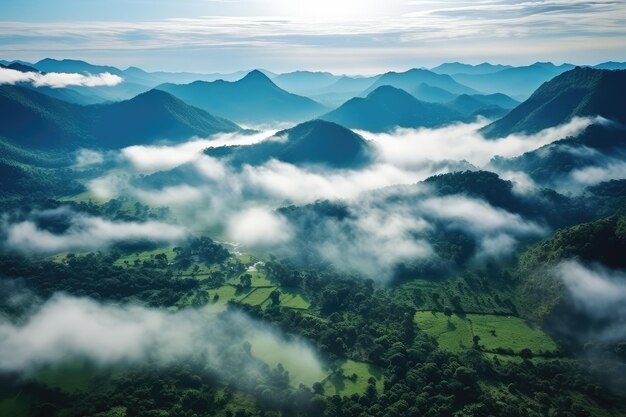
<box><xmin>413</xmin><ymin>83</ymin><xmax>457</xmax><ymax>103</ymax></box>
<box><xmin>321</xmin><ymin>86</ymin><xmax>465</xmax><ymax>132</ymax></box>
<box><xmin>32</xmin><ymin>58</ymin><xmax>152</xmax><ymax>102</ymax></box>
<box><xmin>451</xmin><ymin>62</ymin><xmax>575</xmax><ymax>98</ymax></box>
<box><xmin>205</xmin><ymin>120</ymin><xmax>371</xmax><ymax>168</ymax></box>
<box><xmin>445</xmin><ymin>93</ymin><xmax>518</xmax><ymax>118</ymax></box>
<box><xmin>593</xmin><ymin>61</ymin><xmax>626</xmax><ymax>70</ymax></box>
<box><xmin>0</xmin><ymin>85</ymin><xmax>240</xmax><ymax>149</ymax></box>
<box><xmin>445</xmin><ymin>95</ymin><xmax>507</xmax><ymax>118</ymax></box>
<box><xmin>85</xmin><ymin>89</ymin><xmax>240</xmax><ymax>148</ymax></box>
<box><xmin>320</xmin><ymin>75</ymin><xmax>379</xmax><ymax>94</ymax></box>
<box><xmin>481</xmin><ymin>67</ymin><xmax>626</xmax><ymax>138</ymax></box>
<box><xmin>33</xmin><ymin>58</ymin><xmax>122</xmax><ymax>75</ymax></box>
<box><xmin>309</xmin><ymin>75</ymin><xmax>381</xmax><ymax>108</ymax></box>
<box><xmin>363</xmin><ymin>68</ymin><xmax>477</xmax><ymax>96</ymax></box>
<box><xmin>158</xmin><ymin>70</ymin><xmax>327</xmax><ymax>124</ymax></box>
<box><xmin>431</xmin><ymin>62</ymin><xmax>513</xmax><ymax>75</ymax></box>
<box><xmin>272</xmin><ymin>71</ymin><xmax>340</xmax><ymax>96</ymax></box>
<box><xmin>0</xmin><ymin>62</ymin><xmax>39</xmax><ymax>73</ymax></box>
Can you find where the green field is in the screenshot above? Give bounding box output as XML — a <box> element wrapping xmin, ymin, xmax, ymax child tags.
<box><xmin>414</xmin><ymin>311</ymin><xmax>474</xmax><ymax>352</ymax></box>
<box><xmin>113</xmin><ymin>245</ymin><xmax>177</xmax><ymax>267</ymax></box>
<box><xmin>226</xmin><ymin>270</ymin><xmax>274</xmax><ymax>287</ymax></box>
<box><xmin>259</xmin><ymin>288</ymin><xmax>311</xmax><ymax>310</ymax></box>
<box><xmin>414</xmin><ymin>311</ymin><xmax>558</xmax><ymax>356</ymax></box>
<box><xmin>241</xmin><ymin>287</ymin><xmax>277</xmax><ymax>306</ymax></box>
<box><xmin>468</xmin><ymin>314</ymin><xmax>558</xmax><ymax>354</ymax></box>
<box><xmin>213</xmin><ymin>285</ymin><xmax>253</xmax><ymax>304</ymax></box>
<box><xmin>323</xmin><ymin>359</ymin><xmax>384</xmax><ymax>396</ymax></box>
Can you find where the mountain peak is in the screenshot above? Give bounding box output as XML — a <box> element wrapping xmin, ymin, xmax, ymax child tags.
<box><xmin>240</xmin><ymin>69</ymin><xmax>272</xmax><ymax>83</ymax></box>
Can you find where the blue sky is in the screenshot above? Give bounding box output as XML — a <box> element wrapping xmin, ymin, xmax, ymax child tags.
<box><xmin>1</xmin><ymin>0</ymin><xmax>625</xmax><ymax>73</ymax></box>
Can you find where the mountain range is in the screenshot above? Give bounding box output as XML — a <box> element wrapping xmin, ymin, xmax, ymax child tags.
<box><xmin>363</xmin><ymin>68</ymin><xmax>477</xmax><ymax>97</ymax></box>
<box><xmin>321</xmin><ymin>86</ymin><xmax>466</xmax><ymax>132</ymax></box>
<box><xmin>157</xmin><ymin>70</ymin><xmax>327</xmax><ymax>124</ymax></box>
<box><xmin>0</xmin><ymin>85</ymin><xmax>240</xmax><ymax>149</ymax></box>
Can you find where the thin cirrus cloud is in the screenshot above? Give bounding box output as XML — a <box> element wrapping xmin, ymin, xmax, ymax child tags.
<box><xmin>0</xmin><ymin>67</ymin><xmax>123</xmax><ymax>88</ymax></box>
<box><xmin>0</xmin><ymin>0</ymin><xmax>624</xmax><ymax>72</ymax></box>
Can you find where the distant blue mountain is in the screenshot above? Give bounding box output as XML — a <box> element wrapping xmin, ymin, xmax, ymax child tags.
<box><xmin>452</xmin><ymin>62</ymin><xmax>575</xmax><ymax>98</ymax></box>
<box><xmin>272</xmin><ymin>71</ymin><xmax>341</xmax><ymax>96</ymax></box>
<box><xmin>158</xmin><ymin>70</ymin><xmax>327</xmax><ymax>124</ymax></box>
<box><xmin>431</xmin><ymin>62</ymin><xmax>513</xmax><ymax>75</ymax></box>
<box><xmin>412</xmin><ymin>83</ymin><xmax>457</xmax><ymax>103</ymax></box>
<box><xmin>445</xmin><ymin>93</ymin><xmax>519</xmax><ymax>118</ymax></box>
<box><xmin>321</xmin><ymin>86</ymin><xmax>465</xmax><ymax>132</ymax></box>
<box><xmin>363</xmin><ymin>68</ymin><xmax>477</xmax><ymax>97</ymax></box>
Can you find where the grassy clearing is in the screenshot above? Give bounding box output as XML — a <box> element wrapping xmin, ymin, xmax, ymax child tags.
<box><xmin>414</xmin><ymin>311</ymin><xmax>473</xmax><ymax>352</ymax></box>
<box><xmin>213</xmin><ymin>285</ymin><xmax>253</xmax><ymax>304</ymax></box>
<box><xmin>113</xmin><ymin>246</ymin><xmax>177</xmax><ymax>267</ymax></box>
<box><xmin>241</xmin><ymin>287</ymin><xmax>277</xmax><ymax>306</ymax></box>
<box><xmin>323</xmin><ymin>360</ymin><xmax>383</xmax><ymax>396</ymax></box>
<box><xmin>468</xmin><ymin>314</ymin><xmax>558</xmax><ymax>354</ymax></box>
<box><xmin>277</xmin><ymin>288</ymin><xmax>311</xmax><ymax>310</ymax></box>
<box><xmin>414</xmin><ymin>311</ymin><xmax>558</xmax><ymax>356</ymax></box>
<box><xmin>226</xmin><ymin>270</ymin><xmax>273</xmax><ymax>287</ymax></box>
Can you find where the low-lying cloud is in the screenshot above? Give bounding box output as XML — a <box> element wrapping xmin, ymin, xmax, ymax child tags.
<box><xmin>556</xmin><ymin>260</ymin><xmax>626</xmax><ymax>342</ymax></box>
<box><xmin>0</xmin><ymin>67</ymin><xmax>123</xmax><ymax>88</ymax></box>
<box><xmin>361</xmin><ymin>116</ymin><xmax>603</xmax><ymax>168</ymax></box>
<box><xmin>2</xmin><ymin>207</ymin><xmax>187</xmax><ymax>254</ymax></box>
<box><xmin>226</xmin><ymin>207</ymin><xmax>292</xmax><ymax>246</ymax></box>
<box><xmin>0</xmin><ymin>294</ymin><xmax>324</xmax><ymax>383</ymax></box>
<box><xmin>80</xmin><ymin>117</ymin><xmax>605</xmax><ymax>279</ymax></box>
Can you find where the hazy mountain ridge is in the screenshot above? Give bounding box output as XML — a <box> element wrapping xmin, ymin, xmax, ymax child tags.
<box><xmin>0</xmin><ymin>85</ymin><xmax>240</xmax><ymax>149</ymax></box>
<box><xmin>158</xmin><ymin>70</ymin><xmax>327</xmax><ymax>124</ymax></box>
<box><xmin>321</xmin><ymin>85</ymin><xmax>467</xmax><ymax>132</ymax></box>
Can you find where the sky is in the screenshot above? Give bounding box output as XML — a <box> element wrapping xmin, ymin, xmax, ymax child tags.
<box><xmin>0</xmin><ymin>0</ymin><xmax>625</xmax><ymax>73</ymax></box>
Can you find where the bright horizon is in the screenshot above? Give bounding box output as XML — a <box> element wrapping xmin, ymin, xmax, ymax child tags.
<box><xmin>1</xmin><ymin>0</ymin><xmax>625</xmax><ymax>73</ymax></box>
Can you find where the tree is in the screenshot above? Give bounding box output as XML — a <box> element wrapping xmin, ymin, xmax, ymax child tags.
<box><xmin>443</xmin><ymin>307</ymin><xmax>453</xmax><ymax>321</ymax></box>
<box><xmin>239</xmin><ymin>274</ymin><xmax>252</xmax><ymax>288</ymax></box>
<box><xmin>472</xmin><ymin>335</ymin><xmax>481</xmax><ymax>347</ymax></box>
<box><xmin>520</xmin><ymin>348</ymin><xmax>533</xmax><ymax>360</ymax></box>
<box><xmin>269</xmin><ymin>289</ymin><xmax>281</xmax><ymax>306</ymax></box>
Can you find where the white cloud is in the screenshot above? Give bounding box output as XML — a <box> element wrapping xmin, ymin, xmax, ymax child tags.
<box><xmin>419</xmin><ymin>195</ymin><xmax>545</xmax><ymax>235</ymax></box>
<box><xmin>569</xmin><ymin>161</ymin><xmax>626</xmax><ymax>187</ymax></box>
<box><xmin>74</xmin><ymin>149</ymin><xmax>104</xmax><ymax>169</ymax></box>
<box><xmin>226</xmin><ymin>207</ymin><xmax>292</xmax><ymax>246</ymax></box>
<box><xmin>556</xmin><ymin>260</ymin><xmax>626</xmax><ymax>342</ymax></box>
<box><xmin>121</xmin><ymin>130</ymin><xmax>272</xmax><ymax>173</ymax></box>
<box><xmin>362</xmin><ymin>116</ymin><xmax>603</xmax><ymax>168</ymax></box>
<box><xmin>3</xmin><ymin>208</ymin><xmax>188</xmax><ymax>254</ymax></box>
<box><xmin>0</xmin><ymin>67</ymin><xmax>123</xmax><ymax>88</ymax></box>
<box><xmin>0</xmin><ymin>294</ymin><xmax>324</xmax><ymax>379</ymax></box>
